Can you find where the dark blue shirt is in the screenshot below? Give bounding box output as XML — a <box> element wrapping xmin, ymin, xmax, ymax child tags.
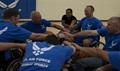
<box><xmin>97</xmin><ymin>28</ymin><xmax>120</xmax><ymax>51</ymax></box>
<box><xmin>20</xmin><ymin>19</ymin><xmax>51</xmax><ymax>33</ymax></box>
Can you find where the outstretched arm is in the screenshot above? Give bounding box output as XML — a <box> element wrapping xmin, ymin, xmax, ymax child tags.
<box><xmin>72</xmin><ymin>43</ymin><xmax>110</xmax><ymax>62</ymax></box>
<box><xmin>0</xmin><ymin>43</ymin><xmax>26</xmax><ymax>51</ymax></box>
<box><xmin>63</xmin><ymin>30</ymin><xmax>99</xmax><ymax>38</ymax></box>
<box><xmin>51</xmin><ymin>23</ymin><xmax>69</xmax><ymax>32</ymax></box>
<box><xmin>96</xmin><ymin>64</ymin><xmax>113</xmax><ymax>71</ymax></box>
<box><xmin>73</xmin><ymin>30</ymin><xmax>99</xmax><ymax>37</ymax></box>
<box><xmin>29</xmin><ymin>33</ymin><xmax>48</xmax><ymax>41</ymax></box>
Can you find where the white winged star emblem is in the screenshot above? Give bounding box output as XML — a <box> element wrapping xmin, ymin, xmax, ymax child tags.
<box><xmin>32</xmin><ymin>42</ymin><xmax>55</xmax><ymax>56</ymax></box>
<box><xmin>0</xmin><ymin>0</ymin><xmax>19</xmax><ymax>9</ymax></box>
<box><xmin>0</xmin><ymin>27</ymin><xmax>8</xmax><ymax>34</ymax></box>
<box><xmin>87</xmin><ymin>23</ymin><xmax>92</xmax><ymax>30</ymax></box>
<box><xmin>109</xmin><ymin>41</ymin><xmax>117</xmax><ymax>48</ymax></box>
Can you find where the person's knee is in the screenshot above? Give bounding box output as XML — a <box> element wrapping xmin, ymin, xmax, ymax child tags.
<box><xmin>75</xmin><ymin>59</ymin><xmax>87</xmax><ymax>71</ymax></box>
<box><xmin>75</xmin><ymin>59</ymin><xmax>87</xmax><ymax>67</ymax></box>
<box><xmin>96</xmin><ymin>68</ymin><xmax>103</xmax><ymax>71</ymax></box>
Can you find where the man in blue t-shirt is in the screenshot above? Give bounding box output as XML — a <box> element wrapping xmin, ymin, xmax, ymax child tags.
<box><xmin>64</xmin><ymin>17</ymin><xmax>120</xmax><ymax>71</ymax></box>
<box><xmin>72</xmin><ymin>43</ymin><xmax>120</xmax><ymax>71</ymax></box>
<box><xmin>0</xmin><ymin>9</ymin><xmax>49</xmax><ymax>68</ymax></box>
<box><xmin>19</xmin><ymin>34</ymin><xmax>76</xmax><ymax>71</ymax></box>
<box><xmin>0</xmin><ymin>33</ymin><xmax>76</xmax><ymax>71</ymax></box>
<box><xmin>69</xmin><ymin>5</ymin><xmax>104</xmax><ymax>47</ymax></box>
<box><xmin>20</xmin><ymin>11</ymin><xmax>67</xmax><ymax>34</ymax></box>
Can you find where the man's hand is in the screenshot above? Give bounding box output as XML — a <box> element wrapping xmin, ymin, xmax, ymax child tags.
<box><xmin>63</xmin><ymin>32</ymin><xmax>74</xmax><ymax>37</ymax></box>
<box><xmin>69</xmin><ymin>26</ymin><xmax>74</xmax><ymax>31</ymax></box>
<box><xmin>71</xmin><ymin>43</ymin><xmax>82</xmax><ymax>50</ymax></box>
<box><xmin>73</xmin><ymin>51</ymin><xmax>88</xmax><ymax>60</ymax></box>
<box><xmin>18</xmin><ymin>43</ymin><xmax>27</xmax><ymax>50</ymax></box>
<box><xmin>58</xmin><ymin>33</ymin><xmax>66</xmax><ymax>38</ymax></box>
<box><xmin>63</xmin><ymin>28</ymin><xmax>70</xmax><ymax>32</ymax></box>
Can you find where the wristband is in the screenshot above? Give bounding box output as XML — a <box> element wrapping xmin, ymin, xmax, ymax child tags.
<box><xmin>59</xmin><ymin>38</ymin><xmax>66</xmax><ymax>43</ymax></box>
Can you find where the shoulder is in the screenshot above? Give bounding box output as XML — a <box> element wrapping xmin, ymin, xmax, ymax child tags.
<box><xmin>71</xmin><ymin>15</ymin><xmax>77</xmax><ymax>20</ymax></box>
<box><xmin>62</xmin><ymin>15</ymin><xmax>66</xmax><ymax>17</ymax></box>
<box><xmin>0</xmin><ymin>20</ymin><xmax>12</xmax><ymax>27</ymax></box>
<box><xmin>63</xmin><ymin>46</ymin><xmax>74</xmax><ymax>51</ymax></box>
<box><xmin>20</xmin><ymin>21</ymin><xmax>32</xmax><ymax>26</ymax></box>
<box><xmin>78</xmin><ymin>17</ymin><xmax>86</xmax><ymax>22</ymax></box>
<box><xmin>62</xmin><ymin>15</ymin><xmax>67</xmax><ymax>19</ymax></box>
<box><xmin>97</xmin><ymin>28</ymin><xmax>108</xmax><ymax>35</ymax></box>
<box><xmin>81</xmin><ymin>17</ymin><xmax>87</xmax><ymax>20</ymax></box>
<box><xmin>42</xmin><ymin>19</ymin><xmax>49</xmax><ymax>22</ymax></box>
<box><xmin>93</xmin><ymin>17</ymin><xmax>101</xmax><ymax>22</ymax></box>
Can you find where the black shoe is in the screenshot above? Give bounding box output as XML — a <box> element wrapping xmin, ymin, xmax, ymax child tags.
<box><xmin>67</xmin><ymin>65</ymin><xmax>75</xmax><ymax>71</ymax></box>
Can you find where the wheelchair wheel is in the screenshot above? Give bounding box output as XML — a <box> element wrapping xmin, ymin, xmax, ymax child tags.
<box><xmin>10</xmin><ymin>48</ymin><xmax>24</xmax><ymax>59</ymax></box>
<box><xmin>6</xmin><ymin>59</ymin><xmax>22</xmax><ymax>71</ymax></box>
<box><xmin>94</xmin><ymin>41</ymin><xmax>105</xmax><ymax>48</ymax></box>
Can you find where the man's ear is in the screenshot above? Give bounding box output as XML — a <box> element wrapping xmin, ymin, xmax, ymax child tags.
<box><xmin>10</xmin><ymin>16</ymin><xmax>15</xmax><ymax>21</ymax></box>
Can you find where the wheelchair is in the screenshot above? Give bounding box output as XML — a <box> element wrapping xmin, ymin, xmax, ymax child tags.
<box><xmin>0</xmin><ymin>48</ymin><xmax>24</xmax><ymax>71</ymax></box>
<box><xmin>6</xmin><ymin>59</ymin><xmax>22</xmax><ymax>71</ymax></box>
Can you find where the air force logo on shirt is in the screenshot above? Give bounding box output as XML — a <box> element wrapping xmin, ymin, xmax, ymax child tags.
<box><xmin>109</xmin><ymin>41</ymin><xmax>117</xmax><ymax>48</ymax></box>
<box><xmin>0</xmin><ymin>27</ymin><xmax>8</xmax><ymax>34</ymax></box>
<box><xmin>41</xmin><ymin>25</ymin><xmax>45</xmax><ymax>29</ymax></box>
<box><xmin>32</xmin><ymin>42</ymin><xmax>55</xmax><ymax>56</ymax></box>
<box><xmin>87</xmin><ymin>23</ymin><xmax>92</xmax><ymax>30</ymax></box>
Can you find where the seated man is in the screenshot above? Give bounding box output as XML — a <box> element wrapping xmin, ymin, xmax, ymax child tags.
<box><xmin>0</xmin><ymin>33</ymin><xmax>76</xmax><ymax>71</ymax></box>
<box><xmin>62</xmin><ymin>8</ymin><xmax>79</xmax><ymax>33</ymax></box>
<box><xmin>20</xmin><ymin>11</ymin><xmax>68</xmax><ymax>34</ymax></box>
<box><xmin>19</xmin><ymin>34</ymin><xmax>76</xmax><ymax>71</ymax></box>
<box><xmin>64</xmin><ymin>16</ymin><xmax>120</xmax><ymax>71</ymax></box>
<box><xmin>69</xmin><ymin>5</ymin><xmax>104</xmax><ymax>47</ymax></box>
<box><xmin>0</xmin><ymin>9</ymin><xmax>49</xmax><ymax>69</ymax></box>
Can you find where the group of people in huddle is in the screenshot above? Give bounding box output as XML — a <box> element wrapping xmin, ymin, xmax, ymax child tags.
<box><xmin>0</xmin><ymin>5</ymin><xmax>120</xmax><ymax>71</ymax></box>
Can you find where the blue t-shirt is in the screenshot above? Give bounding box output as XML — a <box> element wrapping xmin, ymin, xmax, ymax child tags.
<box><xmin>20</xmin><ymin>42</ymin><xmax>74</xmax><ymax>71</ymax></box>
<box><xmin>0</xmin><ymin>20</ymin><xmax>32</xmax><ymax>60</ymax></box>
<box><xmin>97</xmin><ymin>28</ymin><xmax>120</xmax><ymax>51</ymax></box>
<box><xmin>74</xmin><ymin>17</ymin><xmax>103</xmax><ymax>45</ymax></box>
<box><xmin>77</xmin><ymin>17</ymin><xmax>103</xmax><ymax>30</ymax></box>
<box><xmin>109</xmin><ymin>52</ymin><xmax>120</xmax><ymax>71</ymax></box>
<box><xmin>20</xmin><ymin>19</ymin><xmax>51</xmax><ymax>33</ymax></box>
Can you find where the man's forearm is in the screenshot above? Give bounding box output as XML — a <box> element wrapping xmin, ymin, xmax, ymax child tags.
<box><xmin>62</xmin><ymin>23</ymin><xmax>69</xmax><ymax>27</ymax></box>
<box><xmin>77</xmin><ymin>46</ymin><xmax>109</xmax><ymax>62</ymax></box>
<box><xmin>0</xmin><ymin>43</ymin><xmax>22</xmax><ymax>51</ymax></box>
<box><xmin>52</xmin><ymin>24</ymin><xmax>65</xmax><ymax>31</ymax></box>
<box><xmin>30</xmin><ymin>33</ymin><xmax>47</xmax><ymax>41</ymax></box>
<box><xmin>96</xmin><ymin>64</ymin><xmax>113</xmax><ymax>71</ymax></box>
<box><xmin>77</xmin><ymin>47</ymin><xmax>97</xmax><ymax>56</ymax></box>
<box><xmin>73</xmin><ymin>30</ymin><xmax>98</xmax><ymax>37</ymax></box>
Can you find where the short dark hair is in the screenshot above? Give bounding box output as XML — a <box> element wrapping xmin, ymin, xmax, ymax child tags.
<box><xmin>45</xmin><ymin>35</ymin><xmax>61</xmax><ymax>45</ymax></box>
<box><xmin>86</xmin><ymin>5</ymin><xmax>95</xmax><ymax>12</ymax></box>
<box><xmin>109</xmin><ymin>17</ymin><xmax>120</xmax><ymax>21</ymax></box>
<box><xmin>2</xmin><ymin>9</ymin><xmax>20</xmax><ymax>19</ymax></box>
<box><xmin>66</xmin><ymin>8</ymin><xmax>73</xmax><ymax>13</ymax></box>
